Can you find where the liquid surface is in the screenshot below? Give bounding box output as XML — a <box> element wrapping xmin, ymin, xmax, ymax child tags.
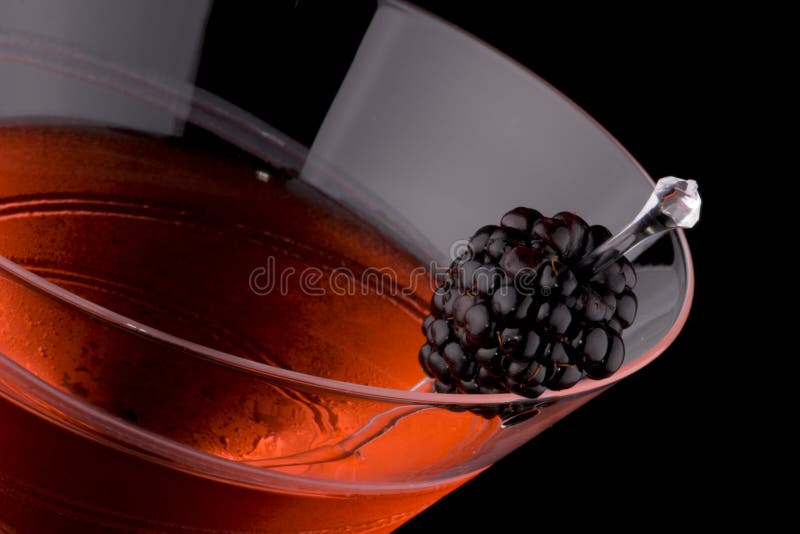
<box><xmin>0</xmin><ymin>126</ymin><xmax>496</xmax><ymax>532</ymax></box>
<box><xmin>0</xmin><ymin>126</ymin><xmax>445</xmax><ymax>451</ymax></box>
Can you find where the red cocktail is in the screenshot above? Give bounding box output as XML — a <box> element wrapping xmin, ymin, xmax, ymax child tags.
<box><xmin>0</xmin><ymin>6</ymin><xmax>694</xmax><ymax>531</ymax></box>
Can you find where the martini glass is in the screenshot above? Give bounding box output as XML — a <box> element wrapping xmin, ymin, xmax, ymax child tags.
<box><xmin>0</xmin><ymin>2</ymin><xmax>693</xmax><ymax>532</ymax></box>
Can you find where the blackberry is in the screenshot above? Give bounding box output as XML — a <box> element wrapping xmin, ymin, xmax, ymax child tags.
<box><xmin>419</xmin><ymin>208</ymin><xmax>637</xmax><ymax>399</ymax></box>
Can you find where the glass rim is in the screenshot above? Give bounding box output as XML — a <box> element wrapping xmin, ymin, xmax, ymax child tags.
<box><xmin>0</xmin><ymin>3</ymin><xmax>694</xmax><ymax>488</ymax></box>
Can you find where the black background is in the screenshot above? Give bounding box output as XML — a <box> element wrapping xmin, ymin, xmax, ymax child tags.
<box><xmin>197</xmin><ymin>1</ymin><xmax>752</xmax><ymax>530</ymax></box>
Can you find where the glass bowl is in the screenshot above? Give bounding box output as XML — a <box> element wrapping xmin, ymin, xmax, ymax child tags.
<box><xmin>0</xmin><ymin>2</ymin><xmax>693</xmax><ymax>532</ymax></box>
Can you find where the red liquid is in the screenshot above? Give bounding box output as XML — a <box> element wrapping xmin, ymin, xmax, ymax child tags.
<box><xmin>0</xmin><ymin>126</ymin><xmax>492</xmax><ymax>532</ymax></box>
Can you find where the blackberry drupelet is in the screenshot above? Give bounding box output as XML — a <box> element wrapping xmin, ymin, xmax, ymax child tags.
<box><xmin>419</xmin><ymin>208</ymin><xmax>638</xmax><ymax>398</ymax></box>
